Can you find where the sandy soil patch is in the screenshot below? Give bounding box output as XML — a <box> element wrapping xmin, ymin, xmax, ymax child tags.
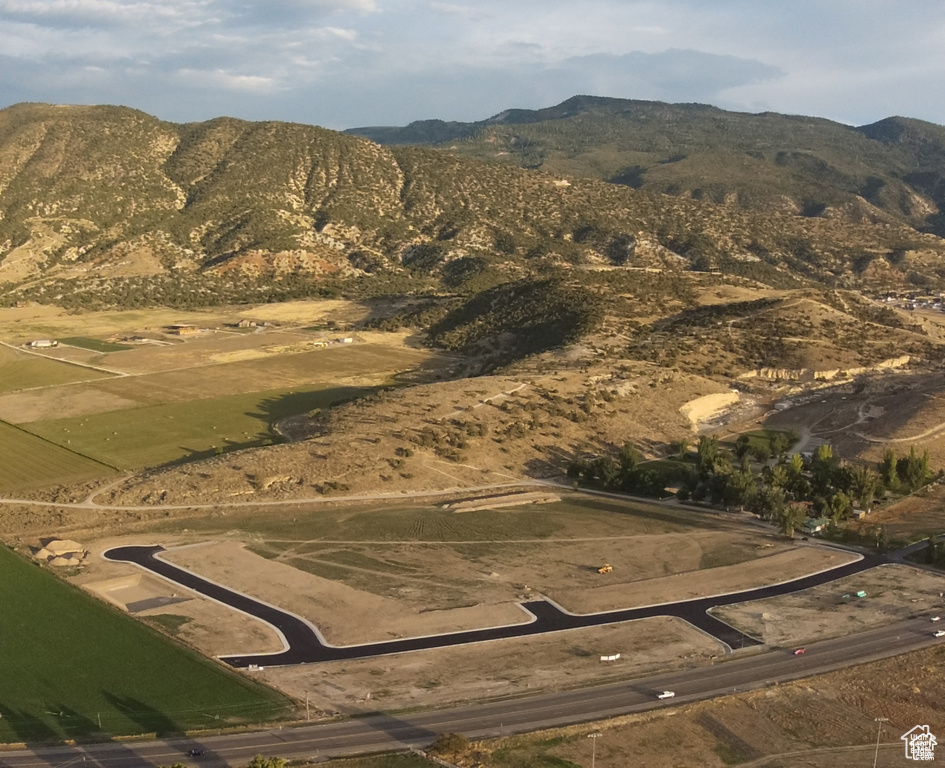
<box><xmin>548</xmin><ymin>546</ymin><xmax>859</xmax><ymax>613</ymax></box>
<box><xmin>711</xmin><ymin>563</ymin><xmax>945</xmax><ymax>646</ymax></box>
<box><xmin>260</xmin><ymin>616</ymin><xmax>722</xmax><ymax>714</ymax></box>
<box><xmin>162</xmin><ymin>540</ymin><xmax>530</xmax><ymax>645</ymax></box>
<box><xmin>680</xmin><ymin>391</ymin><xmax>740</xmax><ymax>429</ymax></box>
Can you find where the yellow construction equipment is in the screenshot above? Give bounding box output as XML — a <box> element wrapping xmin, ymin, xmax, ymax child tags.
<box><xmin>598</xmin><ymin>564</ymin><xmax>613</xmax><ymax>574</ymax></box>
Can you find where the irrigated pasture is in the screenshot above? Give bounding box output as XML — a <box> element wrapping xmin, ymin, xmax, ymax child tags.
<box><xmin>0</xmin><ymin>344</ymin><xmax>111</xmax><ymax>393</ymax></box>
<box><xmin>27</xmin><ymin>384</ymin><xmax>368</xmax><ymax>469</ymax></box>
<box><xmin>0</xmin><ymin>545</ymin><xmax>291</xmax><ymax>742</ymax></box>
<box><xmin>0</xmin><ymin>420</ymin><xmax>115</xmax><ymax>491</ymax></box>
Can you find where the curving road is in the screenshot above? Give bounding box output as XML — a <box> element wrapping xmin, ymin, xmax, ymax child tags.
<box><xmin>0</xmin><ymin>617</ymin><xmax>939</xmax><ymax>768</ymax></box>
<box><xmin>103</xmin><ymin>545</ymin><xmax>886</xmax><ymax>667</ymax></box>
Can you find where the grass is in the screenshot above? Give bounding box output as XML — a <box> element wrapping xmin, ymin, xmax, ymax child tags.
<box><xmin>0</xmin><ymin>345</ymin><xmax>110</xmax><ymax>393</ymax></box>
<box><xmin>24</xmin><ymin>384</ymin><xmax>369</xmax><ymax>470</ymax></box>
<box><xmin>328</xmin><ymin>755</ymin><xmax>440</xmax><ymax>768</ymax></box>
<box><xmin>59</xmin><ymin>336</ymin><xmax>132</xmax><ymax>353</ymax></box>
<box><xmin>0</xmin><ymin>546</ymin><xmax>291</xmax><ymax>743</ymax></box>
<box><xmin>159</xmin><ymin>497</ymin><xmax>714</xmax><ymax>544</ymax></box>
<box><xmin>0</xmin><ymin>419</ymin><xmax>116</xmax><ymax>491</ymax></box>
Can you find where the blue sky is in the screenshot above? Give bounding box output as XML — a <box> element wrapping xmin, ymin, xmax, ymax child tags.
<box><xmin>0</xmin><ymin>0</ymin><xmax>942</xmax><ymax>129</ymax></box>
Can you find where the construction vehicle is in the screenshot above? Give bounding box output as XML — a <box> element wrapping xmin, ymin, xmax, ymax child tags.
<box><xmin>598</xmin><ymin>564</ymin><xmax>613</xmax><ymax>574</ymax></box>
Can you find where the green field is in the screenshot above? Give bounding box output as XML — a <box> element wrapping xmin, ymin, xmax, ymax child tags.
<box><xmin>167</xmin><ymin>496</ymin><xmax>704</xmax><ymax>543</ymax></box>
<box><xmin>26</xmin><ymin>384</ymin><xmax>369</xmax><ymax>469</ymax></box>
<box><xmin>0</xmin><ymin>420</ymin><xmax>115</xmax><ymax>491</ymax></box>
<box><xmin>0</xmin><ymin>345</ymin><xmax>111</xmax><ymax>393</ymax></box>
<box><xmin>0</xmin><ymin>546</ymin><xmax>292</xmax><ymax>742</ymax></box>
<box><xmin>59</xmin><ymin>336</ymin><xmax>132</xmax><ymax>353</ymax></box>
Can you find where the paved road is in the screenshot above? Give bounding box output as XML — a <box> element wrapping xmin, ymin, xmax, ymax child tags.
<box><xmin>103</xmin><ymin>545</ymin><xmax>885</xmax><ymax>666</ymax></box>
<box><xmin>0</xmin><ymin>617</ymin><xmax>939</xmax><ymax>768</ymax></box>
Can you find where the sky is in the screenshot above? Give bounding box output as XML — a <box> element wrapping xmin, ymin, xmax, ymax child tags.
<box><xmin>0</xmin><ymin>0</ymin><xmax>943</xmax><ymax>130</ymax></box>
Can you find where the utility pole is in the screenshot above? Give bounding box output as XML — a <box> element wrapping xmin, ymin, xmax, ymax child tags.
<box><xmin>588</xmin><ymin>732</ymin><xmax>601</xmax><ymax>768</ymax></box>
<box><xmin>873</xmin><ymin>717</ymin><xmax>889</xmax><ymax>768</ymax></box>
<box><xmin>305</xmin><ymin>694</ymin><xmax>310</xmax><ymax>721</ymax></box>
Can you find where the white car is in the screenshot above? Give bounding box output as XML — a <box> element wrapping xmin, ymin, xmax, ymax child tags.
<box><xmin>931</xmin><ymin>616</ymin><xmax>941</xmax><ymax>622</ymax></box>
<box><xmin>934</xmin><ymin>630</ymin><xmax>945</xmax><ymax>637</ymax></box>
<box><xmin>657</xmin><ymin>691</ymin><xmax>676</xmax><ymax>699</ymax></box>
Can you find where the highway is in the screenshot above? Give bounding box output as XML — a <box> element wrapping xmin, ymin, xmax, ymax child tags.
<box><xmin>0</xmin><ymin>617</ymin><xmax>939</xmax><ymax>768</ymax></box>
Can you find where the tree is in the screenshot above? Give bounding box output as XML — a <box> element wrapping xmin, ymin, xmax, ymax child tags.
<box><xmin>826</xmin><ymin>490</ymin><xmax>853</xmax><ymax>523</ymax></box>
<box><xmin>901</xmin><ymin>446</ymin><xmax>931</xmax><ymax>492</ymax></box>
<box><xmin>810</xmin><ymin>444</ymin><xmax>836</xmax><ymax>494</ymax></box>
<box><xmin>697</xmin><ymin>435</ymin><xmax>719</xmax><ymax>478</ymax></box>
<box><xmin>880</xmin><ymin>447</ymin><xmax>899</xmax><ymax>490</ymax></box>
<box><xmin>248</xmin><ymin>757</ymin><xmax>287</xmax><ymax>768</ymax></box>
<box><xmin>926</xmin><ymin>534</ymin><xmax>938</xmax><ymax>565</ymax></box>
<box><xmin>770</xmin><ymin>431</ymin><xmax>792</xmax><ymax>458</ymax></box>
<box><xmin>672</xmin><ymin>438</ymin><xmax>690</xmax><ymax>460</ymax></box>
<box><xmin>619</xmin><ymin>441</ymin><xmax>642</xmax><ymax>471</ymax></box>
<box><xmin>776</xmin><ymin>503</ymin><xmax>807</xmax><ymax>538</ymax></box>
<box><xmin>430</xmin><ymin>733</ymin><xmax>470</xmax><ymax>758</ymax></box>
<box><xmin>723</xmin><ymin>469</ymin><xmax>756</xmax><ymax>510</ymax></box>
<box><xmin>749</xmin><ymin>484</ymin><xmax>787</xmax><ymax>521</ymax></box>
<box><xmin>735</xmin><ymin>435</ymin><xmax>752</xmax><ymax>460</ymax></box>
<box><xmin>850</xmin><ymin>465</ymin><xmax>882</xmax><ymax>511</ymax></box>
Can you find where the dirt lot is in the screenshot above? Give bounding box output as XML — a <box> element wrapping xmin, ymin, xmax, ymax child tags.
<box><xmin>262</xmin><ymin>616</ymin><xmax>722</xmax><ymax>714</ymax></box>
<box><xmin>712</xmin><ymin>564</ymin><xmax>945</xmax><ymax>646</ymax></box>
<box><xmin>467</xmin><ymin>644</ymin><xmax>945</xmax><ymax>768</ymax></box>
<box><xmin>550</xmin><ymin>546</ymin><xmax>858</xmax><ymax>613</ymax></box>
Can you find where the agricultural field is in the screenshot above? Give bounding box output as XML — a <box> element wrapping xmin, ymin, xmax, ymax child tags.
<box><xmin>26</xmin><ymin>384</ymin><xmax>369</xmax><ymax>469</ymax></box>
<box><xmin>0</xmin><ymin>344</ymin><xmax>111</xmax><ymax>393</ymax></box>
<box><xmin>0</xmin><ymin>302</ymin><xmax>438</xmax><ymax>485</ymax></box>
<box><xmin>0</xmin><ymin>420</ymin><xmax>115</xmax><ymax>491</ymax></box>
<box><xmin>0</xmin><ymin>545</ymin><xmax>291</xmax><ymax>743</ymax></box>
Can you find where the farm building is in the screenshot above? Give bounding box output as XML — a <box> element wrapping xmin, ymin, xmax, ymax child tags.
<box><xmin>26</xmin><ymin>339</ymin><xmax>58</xmax><ymax>348</ymax></box>
<box><xmin>168</xmin><ymin>324</ymin><xmax>200</xmax><ymax>336</ymax></box>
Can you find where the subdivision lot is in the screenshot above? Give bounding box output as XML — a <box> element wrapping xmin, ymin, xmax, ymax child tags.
<box><xmin>710</xmin><ymin>563</ymin><xmax>945</xmax><ymax>646</ymax></box>
<box><xmin>25</xmin><ymin>384</ymin><xmax>368</xmax><ymax>469</ymax></box>
<box><xmin>0</xmin><ymin>420</ymin><xmax>115</xmax><ymax>491</ymax></box>
<box><xmin>0</xmin><ymin>545</ymin><xmax>290</xmax><ymax>743</ymax></box>
<box><xmin>0</xmin><ymin>344</ymin><xmax>111</xmax><ymax>393</ymax></box>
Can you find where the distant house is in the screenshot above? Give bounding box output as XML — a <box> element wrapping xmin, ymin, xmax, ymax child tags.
<box><xmin>339</xmin><ymin>337</ymin><xmax>354</xmax><ymax>344</ymax></box>
<box><xmin>26</xmin><ymin>339</ymin><xmax>58</xmax><ymax>348</ymax></box>
<box><xmin>851</xmin><ymin>508</ymin><xmax>868</xmax><ymax>520</ymax></box>
<box><xmin>169</xmin><ymin>324</ymin><xmax>199</xmax><ymax>336</ymax></box>
<box><xmin>802</xmin><ymin>516</ymin><xmax>828</xmax><ymax>534</ymax></box>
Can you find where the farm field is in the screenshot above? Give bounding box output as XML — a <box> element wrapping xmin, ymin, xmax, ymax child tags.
<box><xmin>0</xmin><ymin>420</ymin><xmax>115</xmax><ymax>491</ymax></box>
<box><xmin>0</xmin><ymin>545</ymin><xmax>291</xmax><ymax>743</ymax></box>
<box><xmin>25</xmin><ymin>384</ymin><xmax>369</xmax><ymax>469</ymax></box>
<box><xmin>0</xmin><ymin>344</ymin><xmax>111</xmax><ymax>393</ymax></box>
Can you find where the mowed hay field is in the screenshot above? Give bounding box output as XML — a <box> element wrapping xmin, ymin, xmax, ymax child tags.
<box><xmin>0</xmin><ymin>420</ymin><xmax>115</xmax><ymax>491</ymax></box>
<box><xmin>0</xmin><ymin>546</ymin><xmax>291</xmax><ymax>742</ymax></box>
<box><xmin>0</xmin><ymin>344</ymin><xmax>111</xmax><ymax>393</ymax></box>
<box><xmin>26</xmin><ymin>384</ymin><xmax>368</xmax><ymax>469</ymax></box>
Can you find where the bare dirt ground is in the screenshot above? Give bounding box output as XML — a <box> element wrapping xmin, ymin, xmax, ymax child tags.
<box><xmin>864</xmin><ymin>483</ymin><xmax>945</xmax><ymax>540</ymax></box>
<box><xmin>712</xmin><ymin>564</ymin><xmax>945</xmax><ymax>646</ymax></box>
<box><xmin>162</xmin><ymin>540</ymin><xmax>530</xmax><ymax>645</ymax></box>
<box><xmin>550</xmin><ymin>546</ymin><xmax>858</xmax><ymax>613</ymax></box>
<box><xmin>72</xmin><ymin>536</ymin><xmax>284</xmax><ymax>657</ymax></box>
<box><xmin>260</xmin><ymin>616</ymin><xmax>722</xmax><ymax>715</ymax></box>
<box><xmin>469</xmin><ymin>644</ymin><xmax>945</xmax><ymax>768</ymax></box>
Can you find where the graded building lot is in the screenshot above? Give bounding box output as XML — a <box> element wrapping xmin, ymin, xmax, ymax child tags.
<box><xmin>711</xmin><ymin>563</ymin><xmax>945</xmax><ymax>646</ymax></box>
<box><xmin>0</xmin><ymin>419</ymin><xmax>115</xmax><ymax>491</ymax></box>
<box><xmin>260</xmin><ymin>615</ymin><xmax>722</xmax><ymax>713</ymax></box>
<box><xmin>0</xmin><ymin>545</ymin><xmax>291</xmax><ymax>744</ymax></box>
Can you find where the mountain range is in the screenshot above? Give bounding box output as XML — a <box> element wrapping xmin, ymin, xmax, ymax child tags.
<box><xmin>0</xmin><ymin>99</ymin><xmax>943</xmax><ymax>310</ymax></box>
<box><xmin>348</xmin><ymin>95</ymin><xmax>945</xmax><ymax>237</ymax></box>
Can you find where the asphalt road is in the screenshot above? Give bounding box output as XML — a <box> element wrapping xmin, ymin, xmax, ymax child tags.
<box><xmin>103</xmin><ymin>545</ymin><xmax>885</xmax><ymax>665</ymax></box>
<box><xmin>1</xmin><ymin>617</ymin><xmax>939</xmax><ymax>768</ymax></box>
